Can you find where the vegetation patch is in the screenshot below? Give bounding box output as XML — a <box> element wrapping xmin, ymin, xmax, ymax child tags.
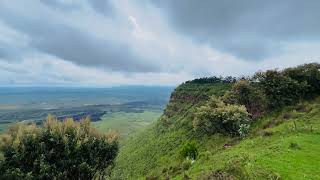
<box><xmin>0</xmin><ymin>115</ymin><xmax>119</xmax><ymax>179</ymax></box>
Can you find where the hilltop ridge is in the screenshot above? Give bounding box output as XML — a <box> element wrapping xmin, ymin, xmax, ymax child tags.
<box><xmin>112</xmin><ymin>63</ymin><xmax>320</xmax><ymax>179</ymax></box>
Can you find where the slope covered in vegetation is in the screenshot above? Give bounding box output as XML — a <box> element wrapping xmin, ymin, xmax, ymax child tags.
<box><xmin>112</xmin><ymin>63</ymin><xmax>320</xmax><ymax>179</ymax></box>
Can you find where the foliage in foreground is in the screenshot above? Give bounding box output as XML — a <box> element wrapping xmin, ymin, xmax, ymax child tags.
<box><xmin>0</xmin><ymin>115</ymin><xmax>119</xmax><ymax>180</ymax></box>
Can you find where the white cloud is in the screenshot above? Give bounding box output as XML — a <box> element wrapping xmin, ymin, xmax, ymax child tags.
<box><xmin>0</xmin><ymin>53</ymin><xmax>192</xmax><ymax>86</ymax></box>
<box><xmin>0</xmin><ymin>0</ymin><xmax>319</xmax><ymax>86</ymax></box>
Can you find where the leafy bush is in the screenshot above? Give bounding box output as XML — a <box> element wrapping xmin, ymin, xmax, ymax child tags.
<box><xmin>0</xmin><ymin>115</ymin><xmax>119</xmax><ymax>180</ymax></box>
<box><xmin>254</xmin><ymin>70</ymin><xmax>309</xmax><ymax>108</ymax></box>
<box><xmin>193</xmin><ymin>96</ymin><xmax>251</xmax><ymax>136</ymax></box>
<box><xmin>283</xmin><ymin>63</ymin><xmax>320</xmax><ymax>95</ymax></box>
<box><xmin>223</xmin><ymin>80</ymin><xmax>267</xmax><ymax>119</ymax></box>
<box><xmin>179</xmin><ymin>141</ymin><xmax>198</xmax><ymax>160</ymax></box>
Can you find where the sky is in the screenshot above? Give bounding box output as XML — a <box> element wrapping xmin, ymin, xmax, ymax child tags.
<box><xmin>0</xmin><ymin>0</ymin><xmax>319</xmax><ymax>86</ymax></box>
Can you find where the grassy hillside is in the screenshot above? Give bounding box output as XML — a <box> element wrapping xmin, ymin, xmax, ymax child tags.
<box><xmin>112</xmin><ymin>64</ymin><xmax>320</xmax><ymax>179</ymax></box>
<box><xmin>112</xmin><ymin>81</ymin><xmax>234</xmax><ymax>179</ymax></box>
<box><xmin>183</xmin><ymin>97</ymin><xmax>320</xmax><ymax>179</ymax></box>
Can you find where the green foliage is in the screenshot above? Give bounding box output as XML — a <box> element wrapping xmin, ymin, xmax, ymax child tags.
<box><xmin>162</xmin><ymin>82</ymin><xmax>232</xmax><ymax>129</ymax></box>
<box><xmin>223</xmin><ymin>80</ymin><xmax>267</xmax><ymax>119</ymax></box>
<box><xmin>193</xmin><ymin>96</ymin><xmax>251</xmax><ymax>136</ymax></box>
<box><xmin>254</xmin><ymin>70</ymin><xmax>309</xmax><ymax>108</ymax></box>
<box><xmin>0</xmin><ymin>115</ymin><xmax>119</xmax><ymax>180</ymax></box>
<box><xmin>186</xmin><ymin>98</ymin><xmax>320</xmax><ymax>180</ymax></box>
<box><xmin>179</xmin><ymin>141</ymin><xmax>198</xmax><ymax>160</ymax></box>
<box><xmin>185</xmin><ymin>76</ymin><xmax>236</xmax><ymax>84</ymax></box>
<box><xmin>283</xmin><ymin>63</ymin><xmax>320</xmax><ymax>95</ymax></box>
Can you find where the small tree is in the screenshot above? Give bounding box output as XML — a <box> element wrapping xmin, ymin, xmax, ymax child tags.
<box><xmin>193</xmin><ymin>96</ymin><xmax>251</xmax><ymax>136</ymax></box>
<box><xmin>283</xmin><ymin>63</ymin><xmax>320</xmax><ymax>95</ymax></box>
<box><xmin>254</xmin><ymin>70</ymin><xmax>309</xmax><ymax>109</ymax></box>
<box><xmin>0</xmin><ymin>115</ymin><xmax>119</xmax><ymax>180</ymax></box>
<box><xmin>223</xmin><ymin>80</ymin><xmax>267</xmax><ymax>119</ymax></box>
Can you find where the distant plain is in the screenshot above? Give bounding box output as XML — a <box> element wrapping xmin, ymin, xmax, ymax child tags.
<box><xmin>0</xmin><ymin>86</ymin><xmax>173</xmax><ymax>137</ymax></box>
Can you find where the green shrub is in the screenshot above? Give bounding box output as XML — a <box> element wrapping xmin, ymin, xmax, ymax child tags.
<box><xmin>223</xmin><ymin>80</ymin><xmax>267</xmax><ymax>119</ymax></box>
<box><xmin>283</xmin><ymin>63</ymin><xmax>320</xmax><ymax>95</ymax></box>
<box><xmin>193</xmin><ymin>96</ymin><xmax>252</xmax><ymax>136</ymax></box>
<box><xmin>0</xmin><ymin>115</ymin><xmax>119</xmax><ymax>180</ymax></box>
<box><xmin>254</xmin><ymin>70</ymin><xmax>309</xmax><ymax>108</ymax></box>
<box><xmin>179</xmin><ymin>141</ymin><xmax>198</xmax><ymax>160</ymax></box>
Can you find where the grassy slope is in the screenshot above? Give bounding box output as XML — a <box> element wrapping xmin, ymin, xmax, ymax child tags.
<box><xmin>112</xmin><ymin>82</ymin><xmax>233</xmax><ymax>179</ymax></box>
<box><xmin>185</xmin><ymin>97</ymin><xmax>320</xmax><ymax>179</ymax></box>
<box><xmin>112</xmin><ymin>81</ymin><xmax>320</xmax><ymax>179</ymax></box>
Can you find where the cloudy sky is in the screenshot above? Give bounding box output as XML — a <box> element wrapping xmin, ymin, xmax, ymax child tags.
<box><xmin>0</xmin><ymin>0</ymin><xmax>319</xmax><ymax>86</ymax></box>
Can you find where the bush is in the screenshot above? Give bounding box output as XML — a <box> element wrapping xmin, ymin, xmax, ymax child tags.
<box><xmin>179</xmin><ymin>141</ymin><xmax>198</xmax><ymax>160</ymax></box>
<box><xmin>283</xmin><ymin>63</ymin><xmax>320</xmax><ymax>95</ymax></box>
<box><xmin>193</xmin><ymin>96</ymin><xmax>251</xmax><ymax>136</ymax></box>
<box><xmin>0</xmin><ymin>115</ymin><xmax>119</xmax><ymax>180</ymax></box>
<box><xmin>254</xmin><ymin>70</ymin><xmax>309</xmax><ymax>108</ymax></box>
<box><xmin>223</xmin><ymin>80</ymin><xmax>267</xmax><ymax>119</ymax></box>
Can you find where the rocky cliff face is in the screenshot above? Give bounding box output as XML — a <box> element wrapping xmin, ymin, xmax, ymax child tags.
<box><xmin>161</xmin><ymin>81</ymin><xmax>232</xmax><ymax>127</ymax></box>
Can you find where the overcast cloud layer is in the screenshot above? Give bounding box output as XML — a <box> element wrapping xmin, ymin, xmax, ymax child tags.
<box><xmin>0</xmin><ymin>0</ymin><xmax>319</xmax><ymax>86</ymax></box>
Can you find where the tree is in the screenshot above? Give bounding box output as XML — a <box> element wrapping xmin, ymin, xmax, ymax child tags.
<box><xmin>193</xmin><ymin>96</ymin><xmax>251</xmax><ymax>136</ymax></box>
<box><xmin>283</xmin><ymin>63</ymin><xmax>320</xmax><ymax>96</ymax></box>
<box><xmin>254</xmin><ymin>70</ymin><xmax>309</xmax><ymax>109</ymax></box>
<box><xmin>0</xmin><ymin>116</ymin><xmax>119</xmax><ymax>180</ymax></box>
<box><xmin>223</xmin><ymin>80</ymin><xmax>267</xmax><ymax>119</ymax></box>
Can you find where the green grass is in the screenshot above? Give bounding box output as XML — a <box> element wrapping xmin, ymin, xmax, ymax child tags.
<box><xmin>179</xmin><ymin>97</ymin><xmax>320</xmax><ymax>179</ymax></box>
<box><xmin>93</xmin><ymin>111</ymin><xmax>162</xmax><ymax>139</ymax></box>
<box><xmin>112</xmin><ymin>97</ymin><xmax>320</xmax><ymax>179</ymax></box>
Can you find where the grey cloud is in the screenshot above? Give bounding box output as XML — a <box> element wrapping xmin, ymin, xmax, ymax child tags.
<box><xmin>0</xmin><ymin>60</ymin><xmax>28</xmax><ymax>74</ymax></box>
<box><xmin>0</xmin><ymin>45</ymin><xmax>11</xmax><ymax>59</ymax></box>
<box><xmin>0</xmin><ymin>41</ymin><xmax>24</xmax><ymax>61</ymax></box>
<box><xmin>0</xmin><ymin>1</ymin><xmax>158</xmax><ymax>73</ymax></box>
<box><xmin>40</xmin><ymin>0</ymin><xmax>82</xmax><ymax>11</ymax></box>
<box><xmin>88</xmin><ymin>0</ymin><xmax>114</xmax><ymax>16</ymax></box>
<box><xmin>32</xmin><ymin>26</ymin><xmax>156</xmax><ymax>72</ymax></box>
<box><xmin>151</xmin><ymin>0</ymin><xmax>320</xmax><ymax>60</ymax></box>
<box><xmin>41</xmin><ymin>0</ymin><xmax>113</xmax><ymax>16</ymax></box>
<box><xmin>0</xmin><ymin>64</ymin><xmax>28</xmax><ymax>74</ymax></box>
